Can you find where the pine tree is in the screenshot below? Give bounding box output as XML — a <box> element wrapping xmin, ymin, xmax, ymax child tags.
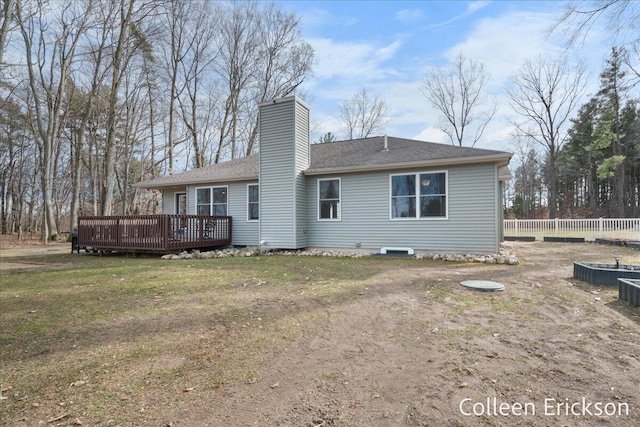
<box><xmin>595</xmin><ymin>47</ymin><xmax>630</xmax><ymax>217</ymax></box>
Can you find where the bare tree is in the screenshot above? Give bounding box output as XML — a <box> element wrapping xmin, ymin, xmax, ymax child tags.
<box><xmin>553</xmin><ymin>0</ymin><xmax>640</xmax><ymax>81</ymax></box>
<box><xmin>16</xmin><ymin>0</ymin><xmax>92</xmax><ymax>241</ymax></box>
<box><xmin>340</xmin><ymin>88</ymin><xmax>389</xmax><ymax>139</ymax></box>
<box><xmin>422</xmin><ymin>53</ymin><xmax>495</xmax><ymax>147</ymax></box>
<box><xmin>244</xmin><ymin>2</ymin><xmax>313</xmax><ymax>156</ymax></box>
<box><xmin>175</xmin><ymin>1</ymin><xmax>218</xmax><ymax>169</ymax></box>
<box><xmin>2</xmin><ymin>0</ymin><xmax>315</xmax><ymax>233</ymax></box>
<box><xmin>159</xmin><ymin>0</ymin><xmax>209</xmax><ymax>171</ymax></box>
<box><xmin>0</xmin><ymin>0</ymin><xmax>15</xmax><ymax>63</ymax></box>
<box><xmin>506</xmin><ymin>56</ymin><xmax>587</xmax><ymax>219</ymax></box>
<box><xmin>212</xmin><ymin>2</ymin><xmax>258</xmax><ymax>163</ymax></box>
<box><xmin>99</xmin><ymin>0</ymin><xmax>158</xmax><ymax>215</ymax></box>
<box><xmin>67</xmin><ymin>2</ymin><xmax>113</xmax><ymax>231</ymax></box>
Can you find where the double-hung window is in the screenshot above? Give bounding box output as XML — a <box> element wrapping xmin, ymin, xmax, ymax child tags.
<box><xmin>196</xmin><ymin>186</ymin><xmax>227</xmax><ymax>216</ymax></box>
<box><xmin>391</xmin><ymin>172</ymin><xmax>447</xmax><ymax>219</ymax></box>
<box><xmin>247</xmin><ymin>184</ymin><xmax>259</xmax><ymax>221</ymax></box>
<box><xmin>318</xmin><ymin>178</ymin><xmax>341</xmax><ymax>220</ymax></box>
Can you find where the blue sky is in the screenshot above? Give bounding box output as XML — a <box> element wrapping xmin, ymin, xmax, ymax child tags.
<box><xmin>280</xmin><ymin>1</ymin><xmax>617</xmax><ymax>156</ymax></box>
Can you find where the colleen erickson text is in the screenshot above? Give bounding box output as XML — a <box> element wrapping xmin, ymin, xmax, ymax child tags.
<box><xmin>459</xmin><ymin>397</ymin><xmax>630</xmax><ymax>417</ymax></box>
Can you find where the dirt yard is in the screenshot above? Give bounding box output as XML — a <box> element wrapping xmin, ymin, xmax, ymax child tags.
<box><xmin>1</xmin><ymin>238</ymin><xmax>639</xmax><ymax>426</ymax></box>
<box><xmin>187</xmin><ymin>242</ymin><xmax>640</xmax><ymax>427</ymax></box>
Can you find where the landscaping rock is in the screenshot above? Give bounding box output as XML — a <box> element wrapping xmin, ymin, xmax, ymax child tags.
<box><xmin>160</xmin><ymin>245</ymin><xmax>519</xmax><ymax>266</ymax></box>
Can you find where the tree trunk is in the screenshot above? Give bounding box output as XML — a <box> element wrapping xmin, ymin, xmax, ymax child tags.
<box><xmin>101</xmin><ymin>0</ymin><xmax>135</xmax><ymax>216</ymax></box>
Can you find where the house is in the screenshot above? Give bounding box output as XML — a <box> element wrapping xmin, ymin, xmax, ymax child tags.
<box><xmin>135</xmin><ymin>96</ymin><xmax>512</xmax><ymax>254</ymax></box>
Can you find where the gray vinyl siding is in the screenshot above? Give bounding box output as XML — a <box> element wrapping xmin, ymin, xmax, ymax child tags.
<box><xmin>295</xmin><ymin>102</ymin><xmax>309</xmax><ymax>247</ymax></box>
<box><xmin>230</xmin><ymin>181</ymin><xmax>259</xmax><ymax>246</ymax></box>
<box><xmin>162</xmin><ymin>192</ymin><xmax>174</xmax><ymax>215</ymax></box>
<box><xmin>186</xmin><ymin>181</ymin><xmax>258</xmax><ymax>246</ymax></box>
<box><xmin>306</xmin><ymin>163</ymin><xmax>500</xmax><ymax>253</ymax></box>
<box><xmin>259</xmin><ymin>97</ymin><xmax>309</xmax><ymax>249</ymax></box>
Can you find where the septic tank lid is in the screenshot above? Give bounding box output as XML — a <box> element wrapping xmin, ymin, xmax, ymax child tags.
<box><xmin>460</xmin><ymin>280</ymin><xmax>505</xmax><ymax>292</ymax></box>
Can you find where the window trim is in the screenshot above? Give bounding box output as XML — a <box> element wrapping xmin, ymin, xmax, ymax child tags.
<box><xmin>317</xmin><ymin>178</ymin><xmax>341</xmax><ymax>221</ymax></box>
<box><xmin>195</xmin><ymin>185</ymin><xmax>228</xmax><ymax>216</ymax></box>
<box><xmin>247</xmin><ymin>183</ymin><xmax>259</xmax><ymax>222</ymax></box>
<box><xmin>389</xmin><ymin>171</ymin><xmax>448</xmax><ymax>221</ymax></box>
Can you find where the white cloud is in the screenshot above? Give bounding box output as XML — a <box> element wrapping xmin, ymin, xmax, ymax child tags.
<box><xmin>376</xmin><ymin>40</ymin><xmax>403</xmax><ymax>62</ymax></box>
<box><xmin>300</xmin><ymin>2</ymin><xmax>614</xmax><ymax>158</ymax></box>
<box><xmin>306</xmin><ymin>37</ymin><xmax>403</xmax><ymax>87</ymax></box>
<box><xmin>413</xmin><ymin>127</ymin><xmax>449</xmax><ymax>144</ymax></box>
<box><xmin>433</xmin><ymin>8</ymin><xmax>611</xmax><ymax>152</ymax></box>
<box><xmin>299</xmin><ymin>7</ymin><xmax>358</xmax><ymax>28</ymax></box>
<box><xmin>444</xmin><ymin>11</ymin><xmax>564</xmax><ymax>87</ymax></box>
<box><xmin>465</xmin><ymin>1</ymin><xmax>492</xmax><ymax>15</ymax></box>
<box><xmin>445</xmin><ymin>9</ymin><xmax>610</xmax><ymax>93</ymax></box>
<box><xmin>428</xmin><ymin>0</ymin><xmax>492</xmax><ymax>29</ymax></box>
<box><xmin>395</xmin><ymin>9</ymin><xmax>425</xmax><ymax>25</ymax></box>
<box><xmin>310</xmin><ymin>113</ymin><xmax>344</xmax><ymax>140</ymax></box>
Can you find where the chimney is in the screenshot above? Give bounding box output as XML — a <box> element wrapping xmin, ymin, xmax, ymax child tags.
<box><xmin>383</xmin><ymin>135</ymin><xmax>389</xmax><ymax>151</ymax></box>
<box><xmin>258</xmin><ymin>97</ymin><xmax>310</xmax><ymax>249</ymax></box>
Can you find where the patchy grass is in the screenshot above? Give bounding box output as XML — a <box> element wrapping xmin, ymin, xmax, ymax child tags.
<box><xmin>0</xmin><ymin>253</ymin><xmax>416</xmax><ymax>425</ymax></box>
<box><xmin>1</xmin><ymin>243</ymin><xmax>639</xmax><ymax>426</ymax></box>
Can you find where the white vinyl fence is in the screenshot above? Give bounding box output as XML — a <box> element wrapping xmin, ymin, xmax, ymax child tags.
<box><xmin>504</xmin><ymin>218</ymin><xmax>640</xmax><ymax>241</ymax></box>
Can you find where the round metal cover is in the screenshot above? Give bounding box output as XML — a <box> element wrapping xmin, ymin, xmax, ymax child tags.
<box><xmin>460</xmin><ymin>280</ymin><xmax>505</xmax><ymax>292</ymax></box>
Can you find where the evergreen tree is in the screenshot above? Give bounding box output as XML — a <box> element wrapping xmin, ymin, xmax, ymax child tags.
<box><xmin>595</xmin><ymin>47</ymin><xmax>630</xmax><ymax>217</ymax></box>
<box><xmin>558</xmin><ymin>98</ymin><xmax>600</xmax><ymax>215</ymax></box>
<box><xmin>316</xmin><ymin>132</ymin><xmax>337</xmax><ymax>144</ymax></box>
<box><xmin>513</xmin><ymin>149</ymin><xmax>543</xmax><ymax>218</ymax></box>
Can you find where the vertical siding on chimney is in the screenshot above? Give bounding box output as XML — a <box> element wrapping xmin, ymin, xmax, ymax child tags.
<box><xmin>259</xmin><ymin>97</ymin><xmax>310</xmax><ymax>249</ymax></box>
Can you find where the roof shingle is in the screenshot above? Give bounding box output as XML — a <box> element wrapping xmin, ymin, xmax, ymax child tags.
<box><xmin>136</xmin><ymin>136</ymin><xmax>511</xmax><ymax>188</ymax></box>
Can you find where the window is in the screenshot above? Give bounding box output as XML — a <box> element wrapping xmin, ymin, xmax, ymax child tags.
<box><xmin>391</xmin><ymin>172</ymin><xmax>447</xmax><ymax>219</ymax></box>
<box><xmin>247</xmin><ymin>184</ymin><xmax>259</xmax><ymax>221</ymax></box>
<box><xmin>196</xmin><ymin>186</ymin><xmax>227</xmax><ymax>216</ymax></box>
<box><xmin>318</xmin><ymin>178</ymin><xmax>341</xmax><ymax>220</ymax></box>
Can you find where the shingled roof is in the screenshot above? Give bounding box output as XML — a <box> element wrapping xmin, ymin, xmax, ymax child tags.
<box><xmin>136</xmin><ymin>136</ymin><xmax>511</xmax><ymax>189</ymax></box>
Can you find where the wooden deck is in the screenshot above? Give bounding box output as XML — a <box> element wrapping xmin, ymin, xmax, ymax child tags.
<box><xmin>77</xmin><ymin>215</ymin><xmax>232</xmax><ymax>252</ymax></box>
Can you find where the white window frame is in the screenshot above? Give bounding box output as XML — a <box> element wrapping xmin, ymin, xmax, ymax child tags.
<box><xmin>195</xmin><ymin>185</ymin><xmax>228</xmax><ymax>216</ymax></box>
<box><xmin>247</xmin><ymin>184</ymin><xmax>259</xmax><ymax>222</ymax></box>
<box><xmin>317</xmin><ymin>178</ymin><xmax>341</xmax><ymax>221</ymax></box>
<box><xmin>389</xmin><ymin>171</ymin><xmax>448</xmax><ymax>220</ymax></box>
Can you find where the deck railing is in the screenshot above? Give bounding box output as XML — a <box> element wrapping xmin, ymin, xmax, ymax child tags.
<box><xmin>77</xmin><ymin>215</ymin><xmax>232</xmax><ymax>252</ymax></box>
<box><xmin>504</xmin><ymin>218</ymin><xmax>640</xmax><ymax>241</ymax></box>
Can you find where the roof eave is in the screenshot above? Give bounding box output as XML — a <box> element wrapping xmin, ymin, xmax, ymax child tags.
<box><xmin>304</xmin><ymin>153</ymin><xmax>512</xmax><ymax>176</ymax></box>
<box><xmin>133</xmin><ymin>174</ymin><xmax>259</xmax><ymax>189</ymax></box>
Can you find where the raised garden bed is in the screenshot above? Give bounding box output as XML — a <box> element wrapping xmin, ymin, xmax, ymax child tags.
<box><xmin>618</xmin><ymin>278</ymin><xmax>640</xmax><ymax>307</ymax></box>
<box><xmin>543</xmin><ymin>236</ymin><xmax>585</xmax><ymax>243</ymax></box>
<box><xmin>595</xmin><ymin>238</ymin><xmax>628</xmax><ymax>246</ymax></box>
<box><xmin>574</xmin><ymin>262</ymin><xmax>640</xmax><ymax>286</ymax></box>
<box><xmin>504</xmin><ymin>236</ymin><xmax>536</xmax><ymax>242</ymax></box>
<box><xmin>627</xmin><ymin>241</ymin><xmax>640</xmax><ymax>250</ymax></box>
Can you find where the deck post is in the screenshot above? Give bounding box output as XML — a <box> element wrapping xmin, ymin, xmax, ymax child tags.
<box><xmin>163</xmin><ymin>215</ymin><xmax>169</xmax><ymax>248</ymax></box>
<box><xmin>117</xmin><ymin>217</ymin><xmax>121</xmax><ymax>247</ymax></box>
